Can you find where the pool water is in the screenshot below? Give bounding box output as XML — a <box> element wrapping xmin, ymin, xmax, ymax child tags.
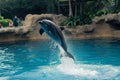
<box><xmin>0</xmin><ymin>39</ymin><xmax>120</xmax><ymax>80</ymax></box>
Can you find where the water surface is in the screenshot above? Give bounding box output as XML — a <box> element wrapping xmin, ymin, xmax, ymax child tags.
<box><xmin>0</xmin><ymin>39</ymin><xmax>120</xmax><ymax>80</ymax></box>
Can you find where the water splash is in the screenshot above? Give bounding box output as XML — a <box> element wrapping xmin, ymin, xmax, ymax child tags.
<box><xmin>8</xmin><ymin>63</ymin><xmax>120</xmax><ymax>80</ymax></box>
<box><xmin>49</xmin><ymin>41</ymin><xmax>58</xmax><ymax>49</ymax></box>
<box><xmin>47</xmin><ymin>41</ymin><xmax>120</xmax><ymax>79</ymax></box>
<box><xmin>57</xmin><ymin>45</ymin><xmax>98</xmax><ymax>77</ymax></box>
<box><xmin>3</xmin><ymin>46</ymin><xmax>120</xmax><ymax>80</ymax></box>
<box><xmin>56</xmin><ymin>50</ymin><xmax>120</xmax><ymax>79</ymax></box>
<box><xmin>0</xmin><ymin>40</ymin><xmax>120</xmax><ymax>80</ymax></box>
<box><xmin>57</xmin><ymin>57</ymin><xmax>98</xmax><ymax>77</ymax></box>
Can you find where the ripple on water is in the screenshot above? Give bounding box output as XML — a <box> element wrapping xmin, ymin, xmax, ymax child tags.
<box><xmin>4</xmin><ymin>57</ymin><xmax>120</xmax><ymax>80</ymax></box>
<box><xmin>0</xmin><ymin>49</ymin><xmax>19</xmax><ymax>77</ymax></box>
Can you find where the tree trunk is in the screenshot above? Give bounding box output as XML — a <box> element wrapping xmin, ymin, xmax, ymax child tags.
<box><xmin>117</xmin><ymin>0</ymin><xmax>120</xmax><ymax>9</ymax></box>
<box><xmin>79</xmin><ymin>0</ymin><xmax>85</xmax><ymax>19</ymax></box>
<box><xmin>79</xmin><ymin>1</ymin><xmax>83</xmax><ymax>17</ymax></box>
<box><xmin>47</xmin><ymin>0</ymin><xmax>55</xmax><ymax>13</ymax></box>
<box><xmin>74</xmin><ymin>0</ymin><xmax>77</xmax><ymax>17</ymax></box>
<box><xmin>57</xmin><ymin>0</ymin><xmax>60</xmax><ymax>14</ymax></box>
<box><xmin>115</xmin><ymin>0</ymin><xmax>120</xmax><ymax>9</ymax></box>
<box><xmin>68</xmin><ymin>0</ymin><xmax>73</xmax><ymax>17</ymax></box>
<box><xmin>115</xmin><ymin>0</ymin><xmax>117</xmax><ymax>9</ymax></box>
<box><xmin>0</xmin><ymin>10</ymin><xmax>1</xmax><ymax>16</ymax></box>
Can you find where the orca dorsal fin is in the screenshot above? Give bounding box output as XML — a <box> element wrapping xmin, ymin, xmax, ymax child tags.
<box><xmin>60</xmin><ymin>27</ymin><xmax>64</xmax><ymax>31</ymax></box>
<box><xmin>39</xmin><ymin>28</ymin><xmax>44</xmax><ymax>35</ymax></box>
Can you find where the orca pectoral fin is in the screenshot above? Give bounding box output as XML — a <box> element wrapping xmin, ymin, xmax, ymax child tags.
<box><xmin>60</xmin><ymin>27</ymin><xmax>64</xmax><ymax>31</ymax></box>
<box><xmin>39</xmin><ymin>28</ymin><xmax>44</xmax><ymax>35</ymax></box>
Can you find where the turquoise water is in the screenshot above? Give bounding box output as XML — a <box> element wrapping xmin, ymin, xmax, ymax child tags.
<box><xmin>0</xmin><ymin>39</ymin><xmax>120</xmax><ymax>80</ymax></box>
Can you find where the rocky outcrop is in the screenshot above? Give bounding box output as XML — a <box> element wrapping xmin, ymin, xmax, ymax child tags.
<box><xmin>0</xmin><ymin>27</ymin><xmax>30</xmax><ymax>43</ymax></box>
<box><xmin>64</xmin><ymin>13</ymin><xmax>120</xmax><ymax>39</ymax></box>
<box><xmin>23</xmin><ymin>14</ymin><xmax>66</xmax><ymax>40</ymax></box>
<box><xmin>0</xmin><ymin>13</ymin><xmax>120</xmax><ymax>43</ymax></box>
<box><xmin>0</xmin><ymin>14</ymin><xmax>66</xmax><ymax>43</ymax></box>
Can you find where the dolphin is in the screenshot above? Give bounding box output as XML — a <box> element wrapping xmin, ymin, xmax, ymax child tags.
<box><xmin>38</xmin><ymin>19</ymin><xmax>74</xmax><ymax>60</ymax></box>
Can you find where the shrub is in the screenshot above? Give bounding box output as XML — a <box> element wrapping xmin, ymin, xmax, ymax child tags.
<box><xmin>0</xmin><ymin>16</ymin><xmax>4</xmax><ymax>20</ymax></box>
<box><xmin>60</xmin><ymin>13</ymin><xmax>94</xmax><ymax>27</ymax></box>
<box><xmin>113</xmin><ymin>9</ymin><xmax>120</xmax><ymax>13</ymax></box>
<box><xmin>96</xmin><ymin>8</ymin><xmax>110</xmax><ymax>16</ymax></box>
<box><xmin>0</xmin><ymin>19</ymin><xmax>12</xmax><ymax>27</ymax></box>
<box><xmin>80</xmin><ymin>12</ymin><xmax>95</xmax><ymax>25</ymax></box>
<box><xmin>60</xmin><ymin>16</ymin><xmax>80</xmax><ymax>28</ymax></box>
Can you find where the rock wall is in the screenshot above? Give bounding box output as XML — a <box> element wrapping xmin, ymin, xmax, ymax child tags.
<box><xmin>0</xmin><ymin>27</ymin><xmax>30</xmax><ymax>43</ymax></box>
<box><xmin>0</xmin><ymin>14</ymin><xmax>66</xmax><ymax>43</ymax></box>
<box><xmin>64</xmin><ymin>13</ymin><xmax>120</xmax><ymax>39</ymax></box>
<box><xmin>0</xmin><ymin>13</ymin><xmax>120</xmax><ymax>43</ymax></box>
<box><xmin>23</xmin><ymin>14</ymin><xmax>66</xmax><ymax>40</ymax></box>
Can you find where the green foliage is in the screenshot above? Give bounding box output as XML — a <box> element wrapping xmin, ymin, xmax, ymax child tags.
<box><xmin>0</xmin><ymin>16</ymin><xmax>4</xmax><ymax>20</ymax></box>
<box><xmin>60</xmin><ymin>0</ymin><xmax>114</xmax><ymax>27</ymax></box>
<box><xmin>0</xmin><ymin>0</ymin><xmax>49</xmax><ymax>18</ymax></box>
<box><xmin>96</xmin><ymin>8</ymin><xmax>110</xmax><ymax>16</ymax></box>
<box><xmin>60</xmin><ymin>17</ymin><xmax>80</xmax><ymax>28</ymax></box>
<box><xmin>60</xmin><ymin>12</ymin><xmax>95</xmax><ymax>27</ymax></box>
<box><xmin>18</xmin><ymin>19</ymin><xmax>23</xmax><ymax>26</ymax></box>
<box><xmin>113</xmin><ymin>9</ymin><xmax>120</xmax><ymax>13</ymax></box>
<box><xmin>0</xmin><ymin>16</ymin><xmax>12</xmax><ymax>27</ymax></box>
<box><xmin>0</xmin><ymin>0</ymin><xmax>119</xmax><ymax>27</ymax></box>
<box><xmin>80</xmin><ymin>12</ymin><xmax>95</xmax><ymax>25</ymax></box>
